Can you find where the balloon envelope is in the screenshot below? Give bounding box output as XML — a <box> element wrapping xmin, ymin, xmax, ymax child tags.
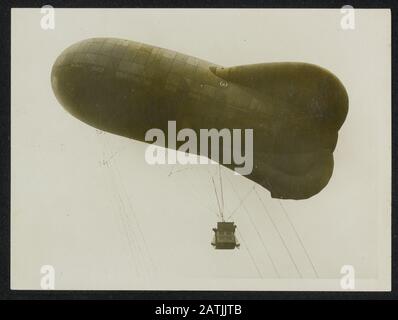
<box><xmin>51</xmin><ymin>38</ymin><xmax>348</xmax><ymax>200</ymax></box>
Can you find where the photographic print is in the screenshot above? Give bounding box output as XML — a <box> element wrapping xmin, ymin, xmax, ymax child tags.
<box><xmin>10</xmin><ymin>8</ymin><xmax>391</xmax><ymax>291</ymax></box>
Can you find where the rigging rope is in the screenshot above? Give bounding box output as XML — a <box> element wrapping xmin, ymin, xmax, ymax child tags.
<box><xmin>225</xmin><ymin>175</ymin><xmax>280</xmax><ymax>278</ymax></box>
<box><xmin>254</xmin><ymin>188</ymin><xmax>303</xmax><ymax>278</ymax></box>
<box><xmin>236</xmin><ymin>229</ymin><xmax>264</xmax><ymax>278</ymax></box>
<box><xmin>169</xmin><ymin>164</ymin><xmax>221</xmax><ymax>219</ymax></box>
<box><xmin>211</xmin><ymin>176</ymin><xmax>224</xmax><ymax>220</ymax></box>
<box><xmin>112</xmin><ymin>157</ymin><xmax>157</xmax><ymax>275</ymax></box>
<box><xmin>278</xmin><ymin>200</ymin><xmax>319</xmax><ymax>278</ymax></box>
<box><xmin>99</xmin><ymin>132</ymin><xmax>155</xmax><ymax>278</ymax></box>
<box><xmin>226</xmin><ymin>184</ymin><xmax>256</xmax><ymax>221</ymax></box>
<box><xmin>218</xmin><ymin>164</ymin><xmax>225</xmax><ymax>221</ymax></box>
<box><xmin>97</xmin><ymin>133</ymin><xmax>142</xmax><ymax>277</ymax></box>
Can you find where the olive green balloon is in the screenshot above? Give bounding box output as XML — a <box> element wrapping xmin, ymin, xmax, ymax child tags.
<box><xmin>51</xmin><ymin>38</ymin><xmax>348</xmax><ymax>200</ymax></box>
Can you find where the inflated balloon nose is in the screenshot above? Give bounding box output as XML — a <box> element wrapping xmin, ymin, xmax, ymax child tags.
<box><xmin>52</xmin><ymin>37</ymin><xmax>348</xmax><ymax>200</ymax></box>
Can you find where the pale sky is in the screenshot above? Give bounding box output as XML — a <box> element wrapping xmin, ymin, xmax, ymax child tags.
<box><xmin>11</xmin><ymin>9</ymin><xmax>390</xmax><ymax>290</ymax></box>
